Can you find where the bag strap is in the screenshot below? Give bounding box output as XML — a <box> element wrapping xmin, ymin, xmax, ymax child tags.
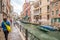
<box><xmin>4</xmin><ymin>22</ymin><xmax>6</xmax><ymax>25</ymax></box>
<box><xmin>4</xmin><ymin>22</ymin><xmax>8</xmax><ymax>30</ymax></box>
<box><xmin>4</xmin><ymin>22</ymin><xmax>7</xmax><ymax>26</ymax></box>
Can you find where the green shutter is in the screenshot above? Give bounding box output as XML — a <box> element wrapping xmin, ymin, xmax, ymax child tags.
<box><xmin>59</xmin><ymin>18</ymin><xmax>60</xmax><ymax>22</ymax></box>
<box><xmin>54</xmin><ymin>18</ymin><xmax>57</xmax><ymax>22</ymax></box>
<box><xmin>56</xmin><ymin>10</ymin><xmax>59</xmax><ymax>15</ymax></box>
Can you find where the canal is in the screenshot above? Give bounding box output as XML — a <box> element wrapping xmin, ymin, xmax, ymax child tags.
<box><xmin>19</xmin><ymin>22</ymin><xmax>60</xmax><ymax>40</ymax></box>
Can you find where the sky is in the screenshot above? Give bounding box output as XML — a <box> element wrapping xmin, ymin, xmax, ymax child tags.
<box><xmin>10</xmin><ymin>0</ymin><xmax>35</xmax><ymax>15</ymax></box>
<box><xmin>10</xmin><ymin>0</ymin><xmax>25</xmax><ymax>15</ymax></box>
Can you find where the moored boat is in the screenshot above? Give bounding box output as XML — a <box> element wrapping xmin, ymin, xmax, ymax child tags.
<box><xmin>40</xmin><ymin>26</ymin><xmax>57</xmax><ymax>31</ymax></box>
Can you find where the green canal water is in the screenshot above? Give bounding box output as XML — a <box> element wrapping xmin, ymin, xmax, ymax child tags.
<box><xmin>20</xmin><ymin>22</ymin><xmax>60</xmax><ymax>40</ymax></box>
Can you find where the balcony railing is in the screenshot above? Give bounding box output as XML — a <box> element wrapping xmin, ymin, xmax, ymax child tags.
<box><xmin>34</xmin><ymin>10</ymin><xmax>39</xmax><ymax>15</ymax></box>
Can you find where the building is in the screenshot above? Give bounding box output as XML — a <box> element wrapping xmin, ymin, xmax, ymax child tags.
<box><xmin>30</xmin><ymin>1</ymin><xmax>35</xmax><ymax>23</ymax></box>
<box><xmin>0</xmin><ymin>0</ymin><xmax>3</xmax><ymax>26</ymax></box>
<box><xmin>30</xmin><ymin>0</ymin><xmax>51</xmax><ymax>25</ymax></box>
<box><xmin>30</xmin><ymin>0</ymin><xmax>40</xmax><ymax>23</ymax></box>
<box><xmin>2</xmin><ymin>0</ymin><xmax>12</xmax><ymax>21</ymax></box>
<box><xmin>0</xmin><ymin>0</ymin><xmax>12</xmax><ymax>24</ymax></box>
<box><xmin>0</xmin><ymin>0</ymin><xmax>8</xmax><ymax>25</ymax></box>
<box><xmin>50</xmin><ymin>0</ymin><xmax>60</xmax><ymax>27</ymax></box>
<box><xmin>23</xmin><ymin>0</ymin><xmax>31</xmax><ymax>22</ymax></box>
<box><xmin>2</xmin><ymin>0</ymin><xmax>11</xmax><ymax>16</ymax></box>
<box><xmin>9</xmin><ymin>5</ymin><xmax>13</xmax><ymax>22</ymax></box>
<box><xmin>6</xmin><ymin>0</ymin><xmax>11</xmax><ymax>20</ymax></box>
<box><xmin>39</xmin><ymin>0</ymin><xmax>51</xmax><ymax>25</ymax></box>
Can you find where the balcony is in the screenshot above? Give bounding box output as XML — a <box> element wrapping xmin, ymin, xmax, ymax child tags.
<box><xmin>34</xmin><ymin>9</ymin><xmax>39</xmax><ymax>15</ymax></box>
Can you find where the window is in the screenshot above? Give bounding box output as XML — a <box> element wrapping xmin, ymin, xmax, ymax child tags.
<box><xmin>34</xmin><ymin>16</ymin><xmax>36</xmax><ymax>19</ymax></box>
<box><xmin>40</xmin><ymin>16</ymin><xmax>42</xmax><ymax>19</ymax></box>
<box><xmin>52</xmin><ymin>3</ymin><xmax>54</xmax><ymax>7</ymax></box>
<box><xmin>40</xmin><ymin>8</ymin><xmax>41</xmax><ymax>13</ymax></box>
<box><xmin>57</xmin><ymin>18</ymin><xmax>58</xmax><ymax>22</ymax></box>
<box><xmin>47</xmin><ymin>15</ymin><xmax>49</xmax><ymax>20</ymax></box>
<box><xmin>51</xmin><ymin>19</ymin><xmax>54</xmax><ymax>23</ymax></box>
<box><xmin>58</xmin><ymin>18</ymin><xmax>60</xmax><ymax>22</ymax></box>
<box><xmin>52</xmin><ymin>11</ymin><xmax>54</xmax><ymax>15</ymax></box>
<box><xmin>26</xmin><ymin>11</ymin><xmax>28</xmax><ymax>16</ymax></box>
<box><xmin>55</xmin><ymin>2</ymin><xmax>58</xmax><ymax>6</ymax></box>
<box><xmin>40</xmin><ymin>0</ymin><xmax>41</xmax><ymax>5</ymax></box>
<box><xmin>47</xmin><ymin>0</ymin><xmax>49</xmax><ymax>2</ymax></box>
<box><xmin>54</xmin><ymin>18</ymin><xmax>57</xmax><ymax>22</ymax></box>
<box><xmin>47</xmin><ymin>5</ymin><xmax>49</xmax><ymax>13</ymax></box>
<box><xmin>56</xmin><ymin>10</ymin><xmax>59</xmax><ymax>15</ymax></box>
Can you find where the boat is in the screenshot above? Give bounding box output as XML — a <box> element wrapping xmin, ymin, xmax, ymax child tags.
<box><xmin>39</xmin><ymin>26</ymin><xmax>57</xmax><ymax>31</ymax></box>
<box><xmin>38</xmin><ymin>26</ymin><xmax>50</xmax><ymax>32</ymax></box>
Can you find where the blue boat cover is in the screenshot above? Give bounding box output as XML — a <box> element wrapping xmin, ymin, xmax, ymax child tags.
<box><xmin>40</xmin><ymin>26</ymin><xmax>56</xmax><ymax>31</ymax></box>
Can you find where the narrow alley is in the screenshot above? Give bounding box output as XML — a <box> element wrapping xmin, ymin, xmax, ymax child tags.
<box><xmin>0</xmin><ymin>0</ymin><xmax>60</xmax><ymax>40</ymax></box>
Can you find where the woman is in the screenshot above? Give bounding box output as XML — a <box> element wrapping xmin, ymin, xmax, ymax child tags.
<box><xmin>1</xmin><ymin>16</ymin><xmax>10</xmax><ymax>40</ymax></box>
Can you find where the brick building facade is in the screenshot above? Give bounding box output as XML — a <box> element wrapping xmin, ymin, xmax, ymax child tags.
<box><xmin>50</xmin><ymin>0</ymin><xmax>60</xmax><ymax>27</ymax></box>
<box><xmin>23</xmin><ymin>1</ymin><xmax>31</xmax><ymax>21</ymax></box>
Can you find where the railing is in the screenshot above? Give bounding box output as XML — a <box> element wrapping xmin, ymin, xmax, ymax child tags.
<box><xmin>16</xmin><ymin>23</ymin><xmax>40</xmax><ymax>40</ymax></box>
<box><xmin>27</xmin><ymin>31</ymin><xmax>40</xmax><ymax>40</ymax></box>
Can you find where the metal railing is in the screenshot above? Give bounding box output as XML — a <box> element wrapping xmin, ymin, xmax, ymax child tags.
<box><xmin>27</xmin><ymin>30</ymin><xmax>40</xmax><ymax>40</ymax></box>
<box><xmin>16</xmin><ymin>23</ymin><xmax>40</xmax><ymax>40</ymax></box>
